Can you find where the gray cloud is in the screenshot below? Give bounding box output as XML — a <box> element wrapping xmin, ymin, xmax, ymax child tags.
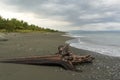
<box><xmin>1</xmin><ymin>0</ymin><xmax>120</xmax><ymax>30</ymax></box>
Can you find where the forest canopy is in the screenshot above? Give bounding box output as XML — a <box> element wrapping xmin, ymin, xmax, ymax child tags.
<box><xmin>0</xmin><ymin>16</ymin><xmax>58</xmax><ymax>32</ymax></box>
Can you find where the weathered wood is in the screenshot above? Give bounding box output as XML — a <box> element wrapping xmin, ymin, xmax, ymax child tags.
<box><xmin>0</xmin><ymin>55</ymin><xmax>75</xmax><ymax>70</ymax></box>
<box><xmin>0</xmin><ymin>45</ymin><xmax>94</xmax><ymax>71</ymax></box>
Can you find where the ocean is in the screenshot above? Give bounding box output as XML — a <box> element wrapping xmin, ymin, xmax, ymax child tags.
<box><xmin>66</xmin><ymin>30</ymin><xmax>120</xmax><ymax>57</ymax></box>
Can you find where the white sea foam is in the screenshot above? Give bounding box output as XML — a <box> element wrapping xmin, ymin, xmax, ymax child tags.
<box><xmin>69</xmin><ymin>41</ymin><xmax>120</xmax><ymax>57</ymax></box>
<box><xmin>67</xmin><ymin>31</ymin><xmax>120</xmax><ymax>57</ymax></box>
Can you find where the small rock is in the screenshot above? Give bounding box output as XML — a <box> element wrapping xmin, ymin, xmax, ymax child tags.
<box><xmin>29</xmin><ymin>48</ymin><xmax>32</xmax><ymax>51</ymax></box>
<box><xmin>72</xmin><ymin>73</ymin><xmax>75</xmax><ymax>76</ymax></box>
<box><xmin>0</xmin><ymin>35</ymin><xmax>8</xmax><ymax>41</ymax></box>
<box><xmin>106</xmin><ymin>66</ymin><xmax>110</xmax><ymax>69</ymax></box>
<box><xmin>97</xmin><ymin>67</ymin><xmax>100</xmax><ymax>70</ymax></box>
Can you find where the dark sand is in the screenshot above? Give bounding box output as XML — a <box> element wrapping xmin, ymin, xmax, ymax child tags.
<box><xmin>0</xmin><ymin>32</ymin><xmax>120</xmax><ymax>80</ymax></box>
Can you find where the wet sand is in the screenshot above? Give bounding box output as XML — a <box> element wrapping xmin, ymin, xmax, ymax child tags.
<box><xmin>0</xmin><ymin>32</ymin><xmax>120</xmax><ymax>80</ymax></box>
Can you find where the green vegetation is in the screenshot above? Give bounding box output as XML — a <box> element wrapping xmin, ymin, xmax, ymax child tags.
<box><xmin>0</xmin><ymin>16</ymin><xmax>58</xmax><ymax>32</ymax></box>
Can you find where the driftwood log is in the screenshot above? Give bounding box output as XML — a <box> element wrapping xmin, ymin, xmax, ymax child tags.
<box><xmin>0</xmin><ymin>45</ymin><xmax>94</xmax><ymax>71</ymax></box>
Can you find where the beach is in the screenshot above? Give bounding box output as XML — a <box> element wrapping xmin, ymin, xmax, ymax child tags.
<box><xmin>0</xmin><ymin>32</ymin><xmax>120</xmax><ymax>80</ymax></box>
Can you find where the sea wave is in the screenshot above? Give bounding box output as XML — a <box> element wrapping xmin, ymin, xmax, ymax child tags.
<box><xmin>66</xmin><ymin>36</ymin><xmax>120</xmax><ymax>57</ymax></box>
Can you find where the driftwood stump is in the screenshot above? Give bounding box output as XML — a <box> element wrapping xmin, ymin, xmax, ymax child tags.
<box><xmin>56</xmin><ymin>44</ymin><xmax>95</xmax><ymax>70</ymax></box>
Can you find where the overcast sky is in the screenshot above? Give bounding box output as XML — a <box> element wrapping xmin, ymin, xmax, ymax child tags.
<box><xmin>0</xmin><ymin>0</ymin><xmax>120</xmax><ymax>31</ymax></box>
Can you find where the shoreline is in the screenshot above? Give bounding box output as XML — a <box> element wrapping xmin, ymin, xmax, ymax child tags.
<box><xmin>0</xmin><ymin>32</ymin><xmax>120</xmax><ymax>80</ymax></box>
<box><xmin>65</xmin><ymin>32</ymin><xmax>120</xmax><ymax>58</ymax></box>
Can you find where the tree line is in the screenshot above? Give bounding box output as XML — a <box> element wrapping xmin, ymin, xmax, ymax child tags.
<box><xmin>0</xmin><ymin>16</ymin><xmax>58</xmax><ymax>32</ymax></box>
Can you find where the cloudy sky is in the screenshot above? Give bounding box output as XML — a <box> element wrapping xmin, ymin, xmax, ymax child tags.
<box><xmin>0</xmin><ymin>0</ymin><xmax>120</xmax><ymax>31</ymax></box>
